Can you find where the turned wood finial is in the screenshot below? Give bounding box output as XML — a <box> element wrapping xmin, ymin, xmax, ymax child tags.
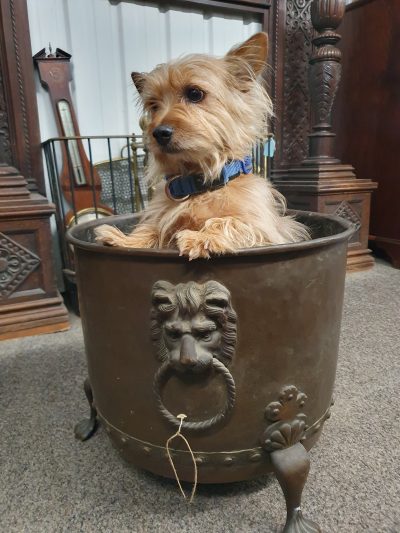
<box><xmin>307</xmin><ymin>0</ymin><xmax>346</xmax><ymax>162</ymax></box>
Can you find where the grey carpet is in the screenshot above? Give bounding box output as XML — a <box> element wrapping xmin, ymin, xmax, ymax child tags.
<box><xmin>1</xmin><ymin>259</ymin><xmax>399</xmax><ymax>533</ymax></box>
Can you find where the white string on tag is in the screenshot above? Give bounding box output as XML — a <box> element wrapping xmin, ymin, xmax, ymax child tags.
<box><xmin>165</xmin><ymin>414</ymin><xmax>198</xmax><ymax>503</ymax></box>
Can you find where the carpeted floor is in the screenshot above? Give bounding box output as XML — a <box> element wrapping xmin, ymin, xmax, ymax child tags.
<box><xmin>1</xmin><ymin>259</ymin><xmax>399</xmax><ymax>533</ymax></box>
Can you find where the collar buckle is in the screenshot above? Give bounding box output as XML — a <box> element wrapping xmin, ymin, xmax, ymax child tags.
<box><xmin>165</xmin><ymin>175</ymin><xmax>190</xmax><ymax>202</ymax></box>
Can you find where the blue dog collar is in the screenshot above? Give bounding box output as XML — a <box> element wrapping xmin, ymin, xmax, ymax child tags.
<box><xmin>165</xmin><ymin>156</ymin><xmax>253</xmax><ymax>201</ymax></box>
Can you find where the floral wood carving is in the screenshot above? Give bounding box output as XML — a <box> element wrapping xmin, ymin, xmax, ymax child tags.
<box><xmin>0</xmin><ymin>232</ymin><xmax>40</xmax><ymax>298</ymax></box>
<box><xmin>260</xmin><ymin>385</ymin><xmax>308</xmax><ymax>452</ymax></box>
<box><xmin>281</xmin><ymin>0</ymin><xmax>314</xmax><ymax>166</ymax></box>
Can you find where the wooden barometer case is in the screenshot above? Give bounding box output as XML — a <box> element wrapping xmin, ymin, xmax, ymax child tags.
<box><xmin>33</xmin><ymin>47</ymin><xmax>112</xmax><ymax>226</ymax></box>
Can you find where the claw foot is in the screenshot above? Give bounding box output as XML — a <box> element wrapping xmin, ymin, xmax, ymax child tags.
<box><xmin>74</xmin><ymin>416</ymin><xmax>97</xmax><ymax>441</ymax></box>
<box><xmin>74</xmin><ymin>378</ymin><xmax>98</xmax><ymax>441</ymax></box>
<box><xmin>283</xmin><ymin>508</ymin><xmax>321</xmax><ymax>533</ymax></box>
<box><xmin>269</xmin><ymin>443</ymin><xmax>321</xmax><ymax>533</ymax></box>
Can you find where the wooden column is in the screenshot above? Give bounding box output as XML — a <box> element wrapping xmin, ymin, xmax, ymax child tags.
<box><xmin>273</xmin><ymin>0</ymin><xmax>377</xmax><ymax>272</ymax></box>
<box><xmin>0</xmin><ymin>0</ymin><xmax>69</xmax><ymax>339</ymax></box>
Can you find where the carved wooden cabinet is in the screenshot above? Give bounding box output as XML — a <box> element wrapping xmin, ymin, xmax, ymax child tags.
<box><xmin>0</xmin><ymin>0</ymin><xmax>68</xmax><ymax>339</ymax></box>
<box><xmin>272</xmin><ymin>0</ymin><xmax>377</xmax><ymax>272</ymax></box>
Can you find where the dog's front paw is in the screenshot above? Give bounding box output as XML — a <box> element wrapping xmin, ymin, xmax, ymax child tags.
<box><xmin>95</xmin><ymin>224</ymin><xmax>159</xmax><ymax>249</ymax></box>
<box><xmin>176</xmin><ymin>230</ymin><xmax>210</xmax><ymax>260</ymax></box>
<box><xmin>94</xmin><ymin>225</ymin><xmax>128</xmax><ymax>246</ymax></box>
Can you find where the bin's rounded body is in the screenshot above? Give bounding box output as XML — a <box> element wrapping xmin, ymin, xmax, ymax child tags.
<box><xmin>68</xmin><ymin>211</ymin><xmax>352</xmax><ymax>484</ymax></box>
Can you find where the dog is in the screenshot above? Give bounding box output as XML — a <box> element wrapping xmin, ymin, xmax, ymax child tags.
<box><xmin>95</xmin><ymin>32</ymin><xmax>309</xmax><ymax>259</ymax></box>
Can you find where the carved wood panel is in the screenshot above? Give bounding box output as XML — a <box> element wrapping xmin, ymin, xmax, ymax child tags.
<box><xmin>0</xmin><ymin>0</ymin><xmax>45</xmax><ymax>193</ymax></box>
<box><xmin>0</xmin><ymin>57</ymin><xmax>12</xmax><ymax>165</ymax></box>
<box><xmin>281</xmin><ymin>0</ymin><xmax>314</xmax><ymax>166</ymax></box>
<box><xmin>0</xmin><ymin>231</ymin><xmax>40</xmax><ymax>298</ymax></box>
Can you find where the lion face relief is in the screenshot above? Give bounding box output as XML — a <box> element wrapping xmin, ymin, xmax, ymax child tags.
<box><xmin>150</xmin><ymin>280</ymin><xmax>237</xmax><ymax>374</ymax></box>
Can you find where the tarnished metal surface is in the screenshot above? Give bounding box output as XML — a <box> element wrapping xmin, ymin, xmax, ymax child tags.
<box><xmin>68</xmin><ymin>211</ymin><xmax>352</xmax><ymax>483</ymax></box>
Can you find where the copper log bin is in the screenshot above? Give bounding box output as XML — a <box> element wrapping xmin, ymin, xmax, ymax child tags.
<box><xmin>68</xmin><ymin>211</ymin><xmax>353</xmax><ymax>533</ymax></box>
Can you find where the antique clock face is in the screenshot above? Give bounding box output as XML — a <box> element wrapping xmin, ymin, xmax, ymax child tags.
<box><xmin>57</xmin><ymin>99</ymin><xmax>86</xmax><ymax>186</ymax></box>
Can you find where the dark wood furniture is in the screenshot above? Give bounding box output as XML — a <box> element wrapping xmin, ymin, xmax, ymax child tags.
<box><xmin>272</xmin><ymin>0</ymin><xmax>377</xmax><ymax>272</ymax></box>
<box><xmin>0</xmin><ymin>0</ymin><xmax>68</xmax><ymax>339</ymax></box>
<box><xmin>333</xmin><ymin>0</ymin><xmax>400</xmax><ymax>267</ymax></box>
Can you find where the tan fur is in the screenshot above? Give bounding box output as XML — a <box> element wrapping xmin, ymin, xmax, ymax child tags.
<box><xmin>96</xmin><ymin>32</ymin><xmax>310</xmax><ymax>259</ymax></box>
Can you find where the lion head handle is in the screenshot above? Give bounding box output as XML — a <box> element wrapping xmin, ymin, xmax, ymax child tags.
<box><xmin>150</xmin><ymin>280</ymin><xmax>237</xmax><ymax>373</ymax></box>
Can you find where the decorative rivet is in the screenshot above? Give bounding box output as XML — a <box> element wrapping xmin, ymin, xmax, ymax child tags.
<box><xmin>250</xmin><ymin>452</ymin><xmax>262</xmax><ymax>462</ymax></box>
<box><xmin>195</xmin><ymin>456</ymin><xmax>204</xmax><ymax>465</ymax></box>
<box><xmin>224</xmin><ymin>456</ymin><xmax>234</xmax><ymax>466</ymax></box>
<box><xmin>121</xmin><ymin>436</ymin><xmax>127</xmax><ymax>444</ymax></box>
<box><xmin>143</xmin><ymin>446</ymin><xmax>151</xmax><ymax>455</ymax></box>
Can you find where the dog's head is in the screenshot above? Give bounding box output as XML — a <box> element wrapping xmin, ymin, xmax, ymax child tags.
<box><xmin>132</xmin><ymin>33</ymin><xmax>272</xmax><ymax>181</ymax></box>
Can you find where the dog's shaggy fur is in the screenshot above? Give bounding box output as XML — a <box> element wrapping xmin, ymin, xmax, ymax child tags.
<box><xmin>95</xmin><ymin>32</ymin><xmax>309</xmax><ymax>259</ymax></box>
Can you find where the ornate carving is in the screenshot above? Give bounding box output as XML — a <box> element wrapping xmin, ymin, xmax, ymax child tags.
<box><xmin>308</xmin><ymin>0</ymin><xmax>346</xmax><ymax>158</ymax></box>
<box><xmin>311</xmin><ymin>0</ymin><xmax>346</xmax><ymax>31</ymax></box>
<box><xmin>282</xmin><ymin>0</ymin><xmax>314</xmax><ymax>165</ymax></box>
<box><xmin>262</xmin><ymin>386</ymin><xmax>322</xmax><ymax>532</ymax></box>
<box><xmin>0</xmin><ymin>58</ymin><xmax>12</xmax><ymax>164</ymax></box>
<box><xmin>0</xmin><ymin>232</ymin><xmax>40</xmax><ymax>298</ymax></box>
<box><xmin>151</xmin><ymin>280</ymin><xmax>237</xmax><ymax>431</ymax></box>
<box><xmin>309</xmin><ymin>60</ymin><xmax>342</xmax><ymax>126</ymax></box>
<box><xmin>334</xmin><ymin>201</ymin><xmax>361</xmax><ymax>231</ymax></box>
<box><xmin>9</xmin><ymin>0</ymin><xmax>32</xmax><ymax>179</ymax></box>
<box><xmin>151</xmin><ymin>280</ymin><xmax>237</xmax><ymax>367</ymax></box>
<box><xmin>261</xmin><ymin>385</ymin><xmax>307</xmax><ymax>452</ymax></box>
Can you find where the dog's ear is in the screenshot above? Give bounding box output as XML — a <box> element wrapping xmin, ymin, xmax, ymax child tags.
<box><xmin>226</xmin><ymin>32</ymin><xmax>268</xmax><ymax>77</ymax></box>
<box><xmin>131</xmin><ymin>72</ymin><xmax>147</xmax><ymax>95</ymax></box>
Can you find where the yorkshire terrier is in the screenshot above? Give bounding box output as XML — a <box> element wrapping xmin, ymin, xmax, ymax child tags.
<box><xmin>95</xmin><ymin>32</ymin><xmax>309</xmax><ymax>259</ymax></box>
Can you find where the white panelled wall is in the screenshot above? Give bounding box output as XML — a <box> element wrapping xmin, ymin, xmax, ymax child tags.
<box><xmin>27</xmin><ymin>0</ymin><xmax>262</xmax><ymax>163</ymax></box>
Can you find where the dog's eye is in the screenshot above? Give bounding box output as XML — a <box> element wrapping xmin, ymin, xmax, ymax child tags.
<box><xmin>148</xmin><ymin>102</ymin><xmax>159</xmax><ymax>113</ymax></box>
<box><xmin>185</xmin><ymin>87</ymin><xmax>205</xmax><ymax>103</ymax></box>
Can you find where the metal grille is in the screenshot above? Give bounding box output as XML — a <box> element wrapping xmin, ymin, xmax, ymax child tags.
<box><xmin>42</xmin><ymin>133</ymin><xmax>275</xmax><ymax>307</ymax></box>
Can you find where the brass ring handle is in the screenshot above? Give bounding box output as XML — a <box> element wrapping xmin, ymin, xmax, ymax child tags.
<box><xmin>153</xmin><ymin>359</ymin><xmax>236</xmax><ymax>431</ymax></box>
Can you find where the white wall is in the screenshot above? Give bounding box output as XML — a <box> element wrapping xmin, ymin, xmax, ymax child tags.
<box><xmin>27</xmin><ymin>0</ymin><xmax>262</xmax><ymax>163</ymax></box>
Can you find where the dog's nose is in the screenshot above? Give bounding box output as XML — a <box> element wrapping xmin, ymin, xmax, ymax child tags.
<box><xmin>153</xmin><ymin>125</ymin><xmax>174</xmax><ymax>146</ymax></box>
